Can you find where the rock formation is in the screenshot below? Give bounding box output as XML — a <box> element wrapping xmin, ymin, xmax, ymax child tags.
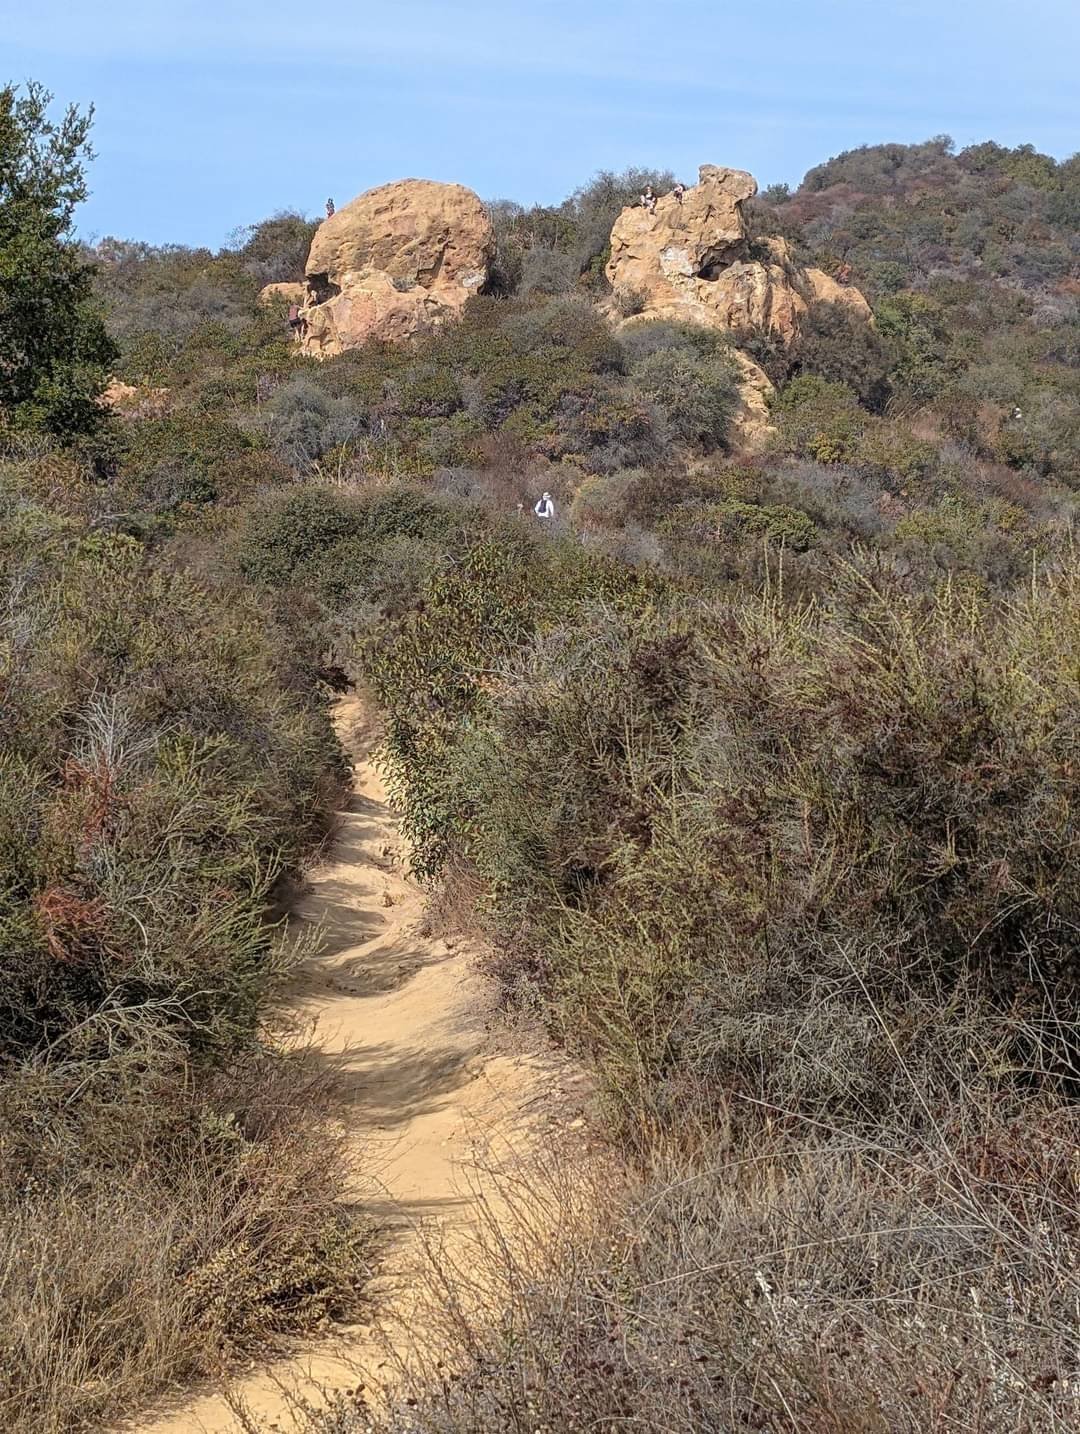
<box><xmin>100</xmin><ymin>378</ymin><xmax>169</xmax><ymax>417</ymax></box>
<box><xmin>296</xmin><ymin>179</ymin><xmax>494</xmax><ymax>356</ymax></box>
<box><xmin>257</xmin><ymin>281</ymin><xmax>305</xmax><ymax>310</ymax></box>
<box><xmin>607</xmin><ymin>165</ymin><xmax>870</xmax><ymax>341</ymax></box>
<box><xmin>725</xmin><ymin>350</ymin><xmax>776</xmax><ymax>451</ymax></box>
<box><xmin>263</xmin><ymin>165</ymin><xmax>869</xmax><ymax>452</ymax></box>
<box><xmin>606</xmin><ymin>164</ymin><xmax>872</xmax><ymax>446</ymax></box>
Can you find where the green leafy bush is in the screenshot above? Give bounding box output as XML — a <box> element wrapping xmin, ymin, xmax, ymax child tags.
<box><xmin>790</xmin><ymin>299</ymin><xmax>893</xmax><ymax>408</ymax></box>
<box><xmin>236</xmin><ymin>483</ymin><xmax>465</xmax><ymax>605</ymax></box>
<box><xmin>118</xmin><ymin>409</ymin><xmax>257</xmax><ymax>507</ymax></box>
<box><xmin>235</xmin><ymin>209</ymin><xmax>319</xmax><ymax>285</ymax></box>
<box><xmin>0</xmin><ymin>83</ymin><xmax>117</xmax><ymax>439</ymax></box>
<box><xmin>772</xmin><ymin>373</ymin><xmax>867</xmax><ymax>462</ymax></box>
<box><xmin>256</xmin><ymin>375</ymin><xmax>367</xmax><ymax>469</ymax></box>
<box><xmin>629</xmin><ymin>346</ymin><xmax>740</xmax><ymax>449</ymax></box>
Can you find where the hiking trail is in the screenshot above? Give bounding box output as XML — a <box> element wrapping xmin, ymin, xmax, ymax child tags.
<box><xmin>134</xmin><ymin>693</ymin><xmax>587</xmax><ymax>1433</ymax></box>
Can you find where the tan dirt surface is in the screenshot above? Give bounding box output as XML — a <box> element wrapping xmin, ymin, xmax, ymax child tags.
<box><xmin>131</xmin><ymin>694</ymin><xmax>587</xmax><ymax>1433</ymax></box>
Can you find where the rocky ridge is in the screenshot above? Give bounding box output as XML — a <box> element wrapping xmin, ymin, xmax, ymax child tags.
<box><xmin>261</xmin><ymin>164</ymin><xmax>873</xmax><ymax>449</ymax></box>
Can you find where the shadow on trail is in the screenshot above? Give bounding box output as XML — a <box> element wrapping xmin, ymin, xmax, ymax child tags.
<box><xmin>292</xmin><ymin>926</ymin><xmax>453</xmax><ymax>1001</ymax></box>
<box><xmin>315</xmin><ymin>1041</ymin><xmax>472</xmax><ymax>1129</ymax></box>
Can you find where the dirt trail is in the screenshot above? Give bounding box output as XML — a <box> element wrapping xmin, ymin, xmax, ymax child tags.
<box><xmin>136</xmin><ymin>694</ymin><xmax>580</xmax><ymax>1433</ymax></box>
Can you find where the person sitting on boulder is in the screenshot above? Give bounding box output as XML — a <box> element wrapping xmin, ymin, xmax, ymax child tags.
<box><xmin>836</xmin><ymin>261</ymin><xmax>852</xmax><ymax>286</ymax></box>
<box><xmin>640</xmin><ymin>185</ymin><xmax>657</xmax><ymax>213</ymax></box>
<box><xmin>287</xmin><ymin>302</ymin><xmax>305</xmax><ymax>342</ymax></box>
<box><xmin>672</xmin><ymin>181</ymin><xmax>686</xmax><ymax>203</ymax></box>
<box><xmin>325</xmin><ymin>197</ymin><xmax>335</xmax><ymax>219</ymax></box>
<box><xmin>534</xmin><ymin>491</ymin><xmax>555</xmax><ymax>521</ymax></box>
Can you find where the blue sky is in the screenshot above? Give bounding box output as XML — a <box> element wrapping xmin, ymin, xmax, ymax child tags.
<box><xmin>5</xmin><ymin>0</ymin><xmax>1078</xmax><ymax>248</ymax></box>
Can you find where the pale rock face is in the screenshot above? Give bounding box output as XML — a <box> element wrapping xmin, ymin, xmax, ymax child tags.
<box><xmin>100</xmin><ymin>379</ymin><xmax>169</xmax><ymax>416</ymax></box>
<box><xmin>607</xmin><ymin>163</ymin><xmax>871</xmax><ymax>344</ymax></box>
<box><xmin>257</xmin><ymin>281</ymin><xmax>306</xmax><ymax>309</ymax></box>
<box><xmin>607</xmin><ymin>163</ymin><xmax>873</xmax><ymax>448</ymax></box>
<box><xmin>804</xmin><ymin>266</ymin><xmax>873</xmax><ymax>321</ymax></box>
<box><xmin>726</xmin><ymin>350</ymin><xmax>776</xmax><ymax>452</ymax></box>
<box><xmin>608</xmin><ymin>165</ymin><xmax>756</xmax><ymax>305</ymax></box>
<box><xmin>301</xmin><ymin>271</ymin><xmax>463</xmax><ymax>356</ymax></box>
<box><xmin>299</xmin><ymin>179</ymin><xmax>494</xmax><ymax>355</ymax></box>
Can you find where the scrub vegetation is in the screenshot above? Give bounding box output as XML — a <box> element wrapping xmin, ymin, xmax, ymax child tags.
<box><xmin>2</xmin><ymin>83</ymin><xmax>1078</xmax><ymax>1431</ymax></box>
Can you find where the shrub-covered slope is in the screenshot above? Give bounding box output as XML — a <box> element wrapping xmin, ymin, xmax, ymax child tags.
<box><xmin>3</xmin><ymin>122</ymin><xmax>1078</xmax><ymax>1432</ymax></box>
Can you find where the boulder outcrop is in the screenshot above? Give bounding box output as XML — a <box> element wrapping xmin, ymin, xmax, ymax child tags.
<box><xmin>607</xmin><ymin>165</ymin><xmax>756</xmax><ymax>305</ymax></box>
<box><xmin>607</xmin><ymin>165</ymin><xmax>870</xmax><ymax>343</ymax></box>
<box><xmin>298</xmin><ymin>179</ymin><xmax>493</xmax><ymax>356</ymax></box>
<box><xmin>606</xmin><ymin>164</ymin><xmax>872</xmax><ymax>448</ymax></box>
<box><xmin>726</xmin><ymin>350</ymin><xmax>776</xmax><ymax>451</ymax></box>
<box><xmin>258</xmin><ymin>281</ymin><xmax>305</xmax><ymax>309</ymax></box>
<box><xmin>282</xmin><ymin>165</ymin><xmax>866</xmax><ymax>453</ymax></box>
<box><xmin>100</xmin><ymin>378</ymin><xmax>169</xmax><ymax>417</ymax></box>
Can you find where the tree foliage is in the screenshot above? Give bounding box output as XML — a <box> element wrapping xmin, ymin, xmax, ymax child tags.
<box><xmin>0</xmin><ymin>82</ymin><xmax>116</xmax><ymax>438</ymax></box>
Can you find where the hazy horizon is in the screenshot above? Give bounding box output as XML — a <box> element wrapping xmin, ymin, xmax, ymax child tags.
<box><xmin>6</xmin><ymin>0</ymin><xmax>1078</xmax><ymax>249</ymax></box>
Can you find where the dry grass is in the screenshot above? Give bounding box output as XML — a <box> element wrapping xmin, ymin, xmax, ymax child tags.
<box><xmin>334</xmin><ymin>534</ymin><xmax>1080</xmax><ymax>1432</ymax></box>
<box><xmin>274</xmin><ymin>1085</ymin><xmax>1080</xmax><ymax>1434</ymax></box>
<box><xmin>0</xmin><ymin>471</ymin><xmax>373</xmax><ymax>1432</ymax></box>
<box><xmin>0</xmin><ymin>1041</ymin><xmax>371</xmax><ymax>1434</ymax></box>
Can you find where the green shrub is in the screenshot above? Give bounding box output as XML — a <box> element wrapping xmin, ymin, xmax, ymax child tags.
<box><xmin>517</xmin><ymin>246</ymin><xmax>579</xmax><ymax>297</ymax></box>
<box><xmin>629</xmin><ymin>347</ymin><xmax>740</xmax><ymax>450</ymax></box>
<box><xmin>0</xmin><ymin>524</ymin><xmax>345</xmax><ymax>1057</ymax></box>
<box><xmin>119</xmin><ymin>410</ymin><xmax>255</xmax><ymax>508</ymax></box>
<box><xmin>545</xmin><ymin>374</ymin><xmax>662</xmax><ymax>471</ymax></box>
<box><xmin>875</xmin><ymin>291</ymin><xmax>969</xmax><ymax>401</ymax></box>
<box><xmin>772</xmin><ymin>373</ymin><xmax>868</xmax><ymax>463</ymax></box>
<box><xmin>236</xmin><ymin>483</ymin><xmax>465</xmax><ymax>605</ymax></box>
<box><xmin>790</xmin><ymin>299</ymin><xmax>893</xmax><ymax>409</ymax></box>
<box><xmin>0</xmin><ymin>475</ymin><xmax>368</xmax><ymax>1430</ymax></box>
<box><xmin>236</xmin><ymin>209</ymin><xmax>319</xmax><ymax>285</ymax></box>
<box><xmin>569</xmin><ymin>468</ymin><xmax>647</xmax><ymax>529</ymax></box>
<box><xmin>853</xmin><ymin>420</ymin><xmax>937</xmax><ymax>485</ymax></box>
<box><xmin>256</xmin><ymin>375</ymin><xmax>366</xmax><ymax>469</ymax></box>
<box><xmin>688</xmin><ymin>497</ymin><xmax>819</xmax><ymax>549</ymax></box>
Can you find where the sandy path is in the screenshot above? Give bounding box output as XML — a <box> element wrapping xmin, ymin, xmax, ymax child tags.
<box><xmin>135</xmin><ymin>694</ymin><xmax>578</xmax><ymax>1433</ymax></box>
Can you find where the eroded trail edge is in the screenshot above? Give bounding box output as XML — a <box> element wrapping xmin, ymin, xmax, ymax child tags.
<box><xmin>136</xmin><ymin>694</ymin><xmax>588</xmax><ymax>1433</ymax></box>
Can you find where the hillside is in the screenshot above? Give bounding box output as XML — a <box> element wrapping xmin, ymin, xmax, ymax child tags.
<box><xmin>2</xmin><ymin>91</ymin><xmax>1079</xmax><ymax>1434</ymax></box>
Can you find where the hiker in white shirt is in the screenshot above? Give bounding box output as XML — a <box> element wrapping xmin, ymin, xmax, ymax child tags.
<box><xmin>534</xmin><ymin>491</ymin><xmax>555</xmax><ymax>520</ymax></box>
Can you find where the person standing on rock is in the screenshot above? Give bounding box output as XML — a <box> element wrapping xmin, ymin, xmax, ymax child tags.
<box><xmin>287</xmin><ymin>301</ymin><xmax>305</xmax><ymax>343</ymax></box>
<box><xmin>534</xmin><ymin>491</ymin><xmax>555</xmax><ymax>521</ymax></box>
<box><xmin>672</xmin><ymin>181</ymin><xmax>686</xmax><ymax>203</ymax></box>
<box><xmin>325</xmin><ymin>197</ymin><xmax>335</xmax><ymax>219</ymax></box>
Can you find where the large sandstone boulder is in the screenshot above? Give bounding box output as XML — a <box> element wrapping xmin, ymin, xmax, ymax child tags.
<box><xmin>607</xmin><ymin>165</ymin><xmax>870</xmax><ymax>343</ymax></box>
<box><xmin>607</xmin><ymin>164</ymin><xmax>872</xmax><ymax>449</ymax></box>
<box><xmin>299</xmin><ymin>179</ymin><xmax>493</xmax><ymax>355</ymax></box>
<box><xmin>607</xmin><ymin>164</ymin><xmax>755</xmax><ymax>302</ymax></box>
